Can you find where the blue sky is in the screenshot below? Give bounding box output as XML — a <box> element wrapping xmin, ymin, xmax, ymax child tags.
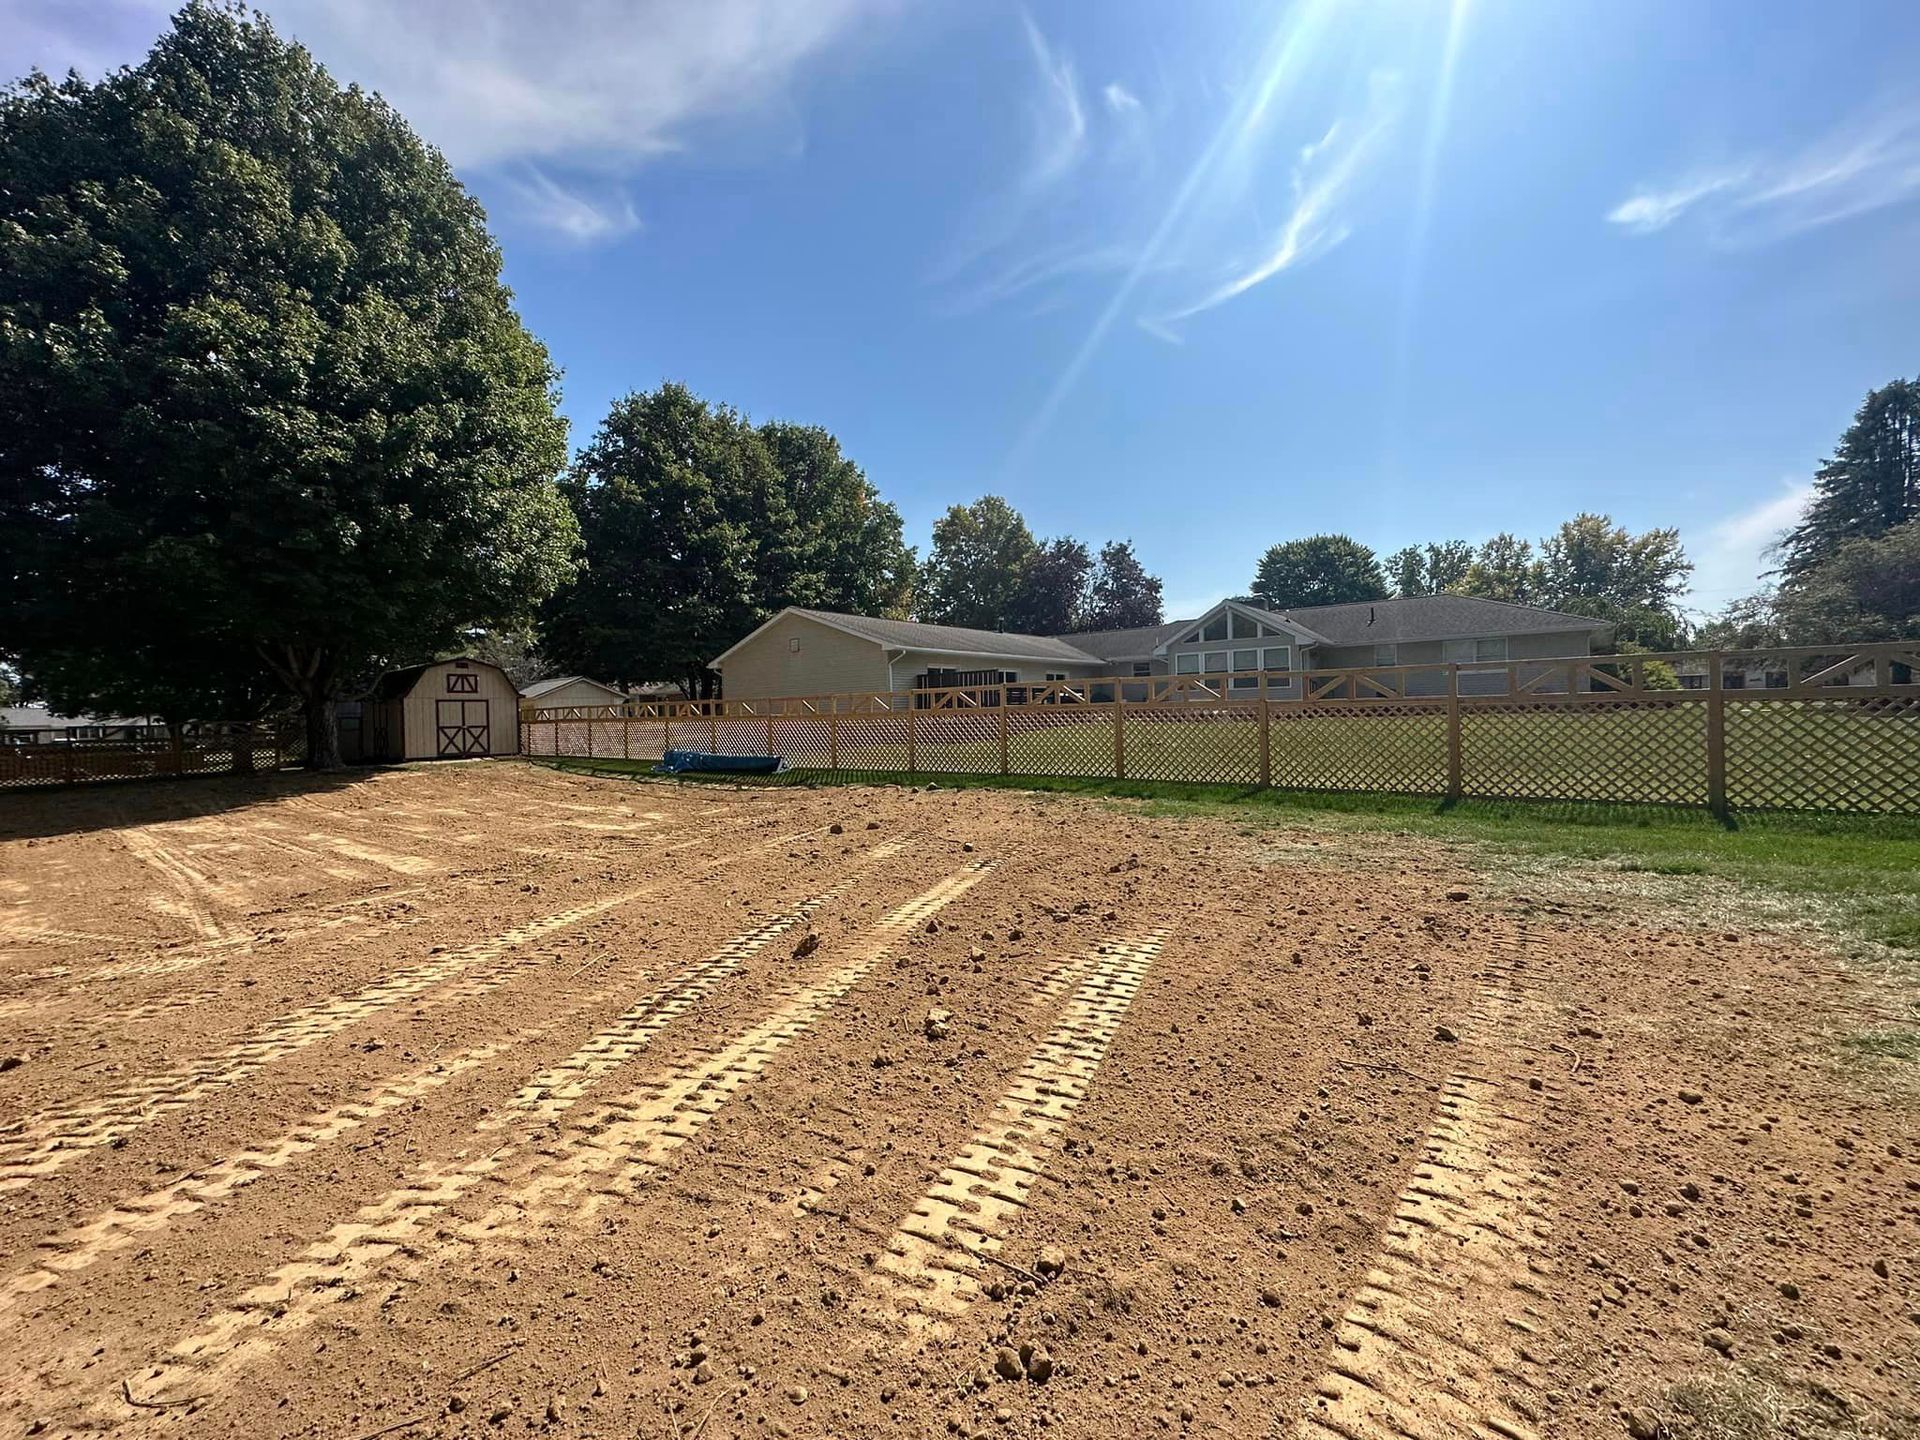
<box><xmin>7</xmin><ymin>1</ymin><xmax>1920</xmax><ymax>620</ymax></box>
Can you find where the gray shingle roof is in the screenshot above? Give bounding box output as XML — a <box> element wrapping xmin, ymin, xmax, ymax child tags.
<box><xmin>1047</xmin><ymin>620</ymin><xmax>1191</xmax><ymax>660</ymax></box>
<box><xmin>790</xmin><ymin>609</ymin><xmax>1099</xmax><ymax>662</ymax></box>
<box><xmin>1257</xmin><ymin>595</ymin><xmax>1612</xmax><ymax>646</ymax></box>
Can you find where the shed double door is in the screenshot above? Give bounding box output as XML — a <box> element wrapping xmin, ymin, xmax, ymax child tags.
<box><xmin>435</xmin><ymin>699</ymin><xmax>490</xmax><ymax>757</ymax></box>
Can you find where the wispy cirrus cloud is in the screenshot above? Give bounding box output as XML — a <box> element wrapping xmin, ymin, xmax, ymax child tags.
<box><xmin>498</xmin><ymin>168</ymin><xmax>642</xmax><ymax>245</ymax></box>
<box><xmin>1103</xmin><ymin>82</ymin><xmax>1142</xmax><ymax>118</ymax></box>
<box><xmin>1019</xmin><ymin>10</ymin><xmax>1087</xmax><ymax>191</ymax></box>
<box><xmin>1608</xmin><ymin>103</ymin><xmax>1920</xmax><ymax>243</ymax></box>
<box><xmin>1605</xmin><ymin>168</ymin><xmax>1750</xmax><ymax>235</ymax></box>
<box><xmin>1153</xmin><ymin>72</ymin><xmax>1402</xmax><ymax>326</ymax></box>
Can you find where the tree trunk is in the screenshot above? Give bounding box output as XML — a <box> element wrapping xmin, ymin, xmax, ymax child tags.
<box><xmin>231</xmin><ymin>722</ymin><xmax>255</xmax><ymax>775</ymax></box>
<box><xmin>304</xmin><ymin>692</ymin><xmax>341</xmax><ymax>770</ymax></box>
<box><xmin>258</xmin><ymin>643</ymin><xmax>344</xmax><ymax>771</ymax></box>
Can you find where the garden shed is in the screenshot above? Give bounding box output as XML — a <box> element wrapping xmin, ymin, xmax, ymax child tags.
<box><xmin>341</xmin><ymin>657</ymin><xmax>522</xmax><ymax>762</ymax></box>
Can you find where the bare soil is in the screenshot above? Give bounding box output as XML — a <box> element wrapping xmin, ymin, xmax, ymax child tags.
<box><xmin>0</xmin><ymin>763</ymin><xmax>1912</xmax><ymax>1440</ymax></box>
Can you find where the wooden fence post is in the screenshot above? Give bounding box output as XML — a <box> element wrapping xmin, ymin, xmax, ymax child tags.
<box><xmin>663</xmin><ymin>712</ymin><xmax>672</xmax><ymax>756</ymax></box>
<box><xmin>1446</xmin><ymin>665</ymin><xmax>1463</xmax><ymax>803</ymax></box>
<box><xmin>709</xmin><ymin>713</ymin><xmax>719</xmax><ymax>754</ymax></box>
<box><xmin>624</xmin><ymin>716</ymin><xmax>632</xmax><ymax>761</ymax></box>
<box><xmin>1113</xmin><ymin>697</ymin><xmax>1126</xmax><ymax>780</ymax></box>
<box><xmin>767</xmin><ymin>714</ymin><xmax>776</xmax><ymax>757</ymax></box>
<box><xmin>829</xmin><ymin>708</ymin><xmax>840</xmax><ymax>770</ymax></box>
<box><xmin>997</xmin><ymin>699</ymin><xmax>1009</xmax><ymax>776</ymax></box>
<box><xmin>1258</xmin><ymin>698</ymin><xmax>1271</xmax><ymax>787</ymax></box>
<box><xmin>585</xmin><ymin>716</ymin><xmax>593</xmax><ymax>758</ymax></box>
<box><xmin>907</xmin><ymin>703</ymin><xmax>917</xmax><ymax>775</ymax></box>
<box><xmin>1705</xmin><ymin>653</ymin><xmax>1728</xmax><ymax>819</ymax></box>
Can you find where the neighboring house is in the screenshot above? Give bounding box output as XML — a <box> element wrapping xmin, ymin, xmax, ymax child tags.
<box><xmin>709</xmin><ymin>597</ymin><xmax>1614</xmax><ymax>701</ymax></box>
<box><xmin>520</xmin><ymin>675</ymin><xmax>627</xmax><ymax>709</ymax></box>
<box><xmin>336</xmin><ymin>657</ymin><xmax>522</xmax><ymax>762</ymax></box>
<box><xmin>0</xmin><ymin>704</ymin><xmax>168</xmax><ymax>745</ymax></box>
<box><xmin>1672</xmin><ymin>655</ymin><xmax>1889</xmax><ymax>690</ymax></box>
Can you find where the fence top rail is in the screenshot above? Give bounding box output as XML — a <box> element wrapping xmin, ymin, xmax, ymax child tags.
<box><xmin>518</xmin><ymin>640</ymin><xmax>1919</xmax><ymax>723</ymax></box>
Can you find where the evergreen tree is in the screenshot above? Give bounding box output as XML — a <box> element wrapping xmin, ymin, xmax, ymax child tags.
<box><xmin>1780</xmin><ymin>378</ymin><xmax>1920</xmax><ymax>580</ymax></box>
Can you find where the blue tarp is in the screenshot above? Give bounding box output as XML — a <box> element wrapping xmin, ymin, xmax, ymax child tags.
<box><xmin>653</xmin><ymin>749</ymin><xmax>787</xmax><ymax>776</ymax></box>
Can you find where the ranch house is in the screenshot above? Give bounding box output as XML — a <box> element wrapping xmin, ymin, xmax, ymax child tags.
<box><xmin>708</xmin><ymin>596</ymin><xmax>1614</xmax><ymax>701</ymax></box>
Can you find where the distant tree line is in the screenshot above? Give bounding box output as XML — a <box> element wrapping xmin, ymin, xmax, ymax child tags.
<box><xmin>1244</xmin><ymin>517</ymin><xmax>1694</xmax><ymax>652</ymax></box>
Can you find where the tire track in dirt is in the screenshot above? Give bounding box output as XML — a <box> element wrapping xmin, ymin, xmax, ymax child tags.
<box><xmin>791</xmin><ymin>942</ymin><xmax>1114</xmax><ymax>1223</ymax></box>
<box><xmin>0</xmin><ymin>844</ymin><xmax>908</xmax><ymax>1322</ymax></box>
<box><xmin>0</xmin><ymin>824</ymin><xmax>830</xmax><ymax>1192</ymax></box>
<box><xmin>116</xmin><ymin>828</ymin><xmax>235</xmax><ymax>942</ymax></box>
<box><xmin>101</xmin><ymin>857</ymin><xmax>982</xmax><ymax>1415</ymax></box>
<box><xmin>1293</xmin><ymin>931</ymin><xmax>1562</xmax><ymax>1440</ymax></box>
<box><xmin>862</xmin><ymin>929</ymin><xmax>1168</xmax><ymax>1344</ymax></box>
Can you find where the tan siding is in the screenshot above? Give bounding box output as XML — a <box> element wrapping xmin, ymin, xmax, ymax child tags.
<box><xmin>717</xmin><ymin>613</ymin><xmax>891</xmax><ymax>700</ymax></box>
<box><xmin>398</xmin><ymin>660</ymin><xmax>521</xmax><ymax>759</ymax></box>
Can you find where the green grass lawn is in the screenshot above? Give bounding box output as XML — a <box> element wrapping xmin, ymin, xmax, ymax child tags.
<box><xmin>531</xmin><ymin>755</ymin><xmax>1920</xmax><ymax>955</ymax></box>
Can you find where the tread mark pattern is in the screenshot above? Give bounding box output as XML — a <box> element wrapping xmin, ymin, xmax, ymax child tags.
<box><xmin>0</xmin><ymin>1038</ymin><xmax>516</xmax><ymax>1317</ymax></box>
<box><xmin>1294</xmin><ymin>936</ymin><xmax>1559</xmax><ymax>1440</ymax></box>
<box><xmin>792</xmin><ymin>943</ymin><xmax>1103</xmax><ymax>1220</ymax></box>
<box><xmin>113</xmin><ymin>857</ymin><xmax>958</xmax><ymax>1406</ymax></box>
<box><xmin>865</xmin><ymin>929</ymin><xmax>1166</xmax><ymax>1341</ymax></box>
<box><xmin>0</xmin><ymin>824</ymin><xmax>828</xmax><ymax>1193</ymax></box>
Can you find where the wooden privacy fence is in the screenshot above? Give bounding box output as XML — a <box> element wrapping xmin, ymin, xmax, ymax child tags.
<box><xmin>523</xmin><ymin>642</ymin><xmax>1920</xmax><ymax>816</ymax></box>
<box><xmin>0</xmin><ymin>733</ymin><xmax>296</xmax><ymax>791</ymax></box>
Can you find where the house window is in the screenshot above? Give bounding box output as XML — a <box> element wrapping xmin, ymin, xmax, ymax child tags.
<box><xmin>1262</xmin><ymin>646</ymin><xmax>1292</xmax><ymax>672</ymax></box>
<box><xmin>1725</xmin><ymin>672</ymin><xmax>1747</xmax><ymax>689</ymax></box>
<box><xmin>1232</xmin><ymin>649</ymin><xmax>1259</xmax><ymax>672</ymax></box>
<box><xmin>1044</xmin><ymin>672</ymin><xmax>1068</xmax><ymax>682</ymax></box>
<box><xmin>1175</xmin><ymin>654</ymin><xmax>1200</xmax><ymax>674</ymax></box>
<box><xmin>1230</xmin><ymin>610</ymin><xmax>1258</xmax><ymax>640</ymax></box>
<box><xmin>1679</xmin><ymin>674</ymin><xmax>1706</xmax><ymax>690</ymax></box>
<box><xmin>1764</xmin><ymin>671</ymin><xmax>1788</xmax><ymax>688</ymax></box>
<box><xmin>1442</xmin><ymin>637</ymin><xmax>1509</xmax><ymax>664</ymax></box>
<box><xmin>1001</xmin><ymin>672</ymin><xmax>1019</xmax><ymax>685</ymax></box>
<box><xmin>1200</xmin><ymin>615</ymin><xmax>1228</xmax><ymax>642</ymax></box>
<box><xmin>447</xmin><ymin>672</ymin><xmax>479</xmax><ymax>693</ymax></box>
<box><xmin>1132</xmin><ymin>662</ymin><xmax>1151</xmax><ymax>677</ymax></box>
<box><xmin>1231</xmin><ymin>675</ymin><xmax>1261</xmax><ymax>690</ymax></box>
<box><xmin>1373</xmin><ymin>644</ymin><xmax>1397</xmax><ymax>667</ymax></box>
<box><xmin>1204</xmin><ymin>651</ymin><xmax>1228</xmax><ymax>673</ymax></box>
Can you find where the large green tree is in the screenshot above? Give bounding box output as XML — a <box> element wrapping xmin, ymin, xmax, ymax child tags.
<box><xmin>1082</xmin><ymin>539</ymin><xmax>1165</xmax><ymax>630</ymax></box>
<box><xmin>0</xmin><ymin>3</ymin><xmax>578</xmax><ymax>766</ymax></box>
<box><xmin>540</xmin><ymin>386</ymin><xmax>915</xmax><ymax>696</ymax></box>
<box><xmin>1712</xmin><ymin>520</ymin><xmax>1920</xmax><ymax>648</ymax></box>
<box><xmin>541</xmin><ymin>386</ymin><xmax>778</xmax><ymax>698</ymax></box>
<box><xmin>757</xmin><ymin>422</ymin><xmax>916</xmax><ymax>619</ymax></box>
<box><xmin>1456</xmin><ymin>533</ymin><xmax>1544</xmax><ymax>604</ymax></box>
<box><xmin>918</xmin><ymin>496</ymin><xmax>1038</xmax><ymax>629</ymax></box>
<box><xmin>1779</xmin><ymin>378</ymin><xmax>1920</xmax><ymax>581</ymax></box>
<box><xmin>1533</xmin><ymin>513</ymin><xmax>1692</xmax><ymax>649</ymax></box>
<box><xmin>1386</xmin><ymin>540</ymin><xmax>1475</xmax><ymax>597</ymax></box>
<box><xmin>1249</xmin><ymin>534</ymin><xmax>1388</xmax><ymax>610</ymax></box>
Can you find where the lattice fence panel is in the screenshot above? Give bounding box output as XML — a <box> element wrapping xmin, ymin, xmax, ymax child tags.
<box><xmin>1727</xmin><ymin>696</ymin><xmax>1920</xmax><ymax>813</ymax></box>
<box><xmin>1005</xmin><ymin>708</ymin><xmax>1118</xmax><ymax>778</ymax></box>
<box><xmin>587</xmin><ymin>720</ymin><xmax>627</xmax><ymax>758</ymax></box>
<box><xmin>1271</xmin><ymin>705</ymin><xmax>1449</xmax><ymax>795</ymax></box>
<box><xmin>1461</xmin><ymin>700</ymin><xmax>1706</xmax><ymax>805</ymax></box>
<box><xmin>623</xmin><ymin>719</ymin><xmax>669</xmax><ymax>760</ymax></box>
<box><xmin>913</xmin><ymin>711</ymin><xmax>1002</xmax><ymax>776</ymax></box>
<box><xmin>711</xmin><ymin>718</ymin><xmax>771</xmax><ymax>757</ymax></box>
<box><xmin>1124</xmin><ymin>707</ymin><xmax>1261</xmax><ymax>784</ymax></box>
<box><xmin>552</xmin><ymin>721</ymin><xmax>590</xmax><ymax>758</ymax></box>
<box><xmin>837</xmin><ymin>714</ymin><xmax>913</xmax><ymax>773</ymax></box>
<box><xmin>771</xmin><ymin>716</ymin><xmax>834</xmax><ymax>770</ymax></box>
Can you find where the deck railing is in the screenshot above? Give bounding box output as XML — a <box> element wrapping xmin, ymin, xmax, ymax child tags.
<box><xmin>521</xmin><ymin>642</ymin><xmax>1920</xmax><ymax>816</ymax></box>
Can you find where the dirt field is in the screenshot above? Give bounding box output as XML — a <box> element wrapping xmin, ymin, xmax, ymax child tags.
<box><xmin>0</xmin><ymin>762</ymin><xmax>1913</xmax><ymax>1440</ymax></box>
